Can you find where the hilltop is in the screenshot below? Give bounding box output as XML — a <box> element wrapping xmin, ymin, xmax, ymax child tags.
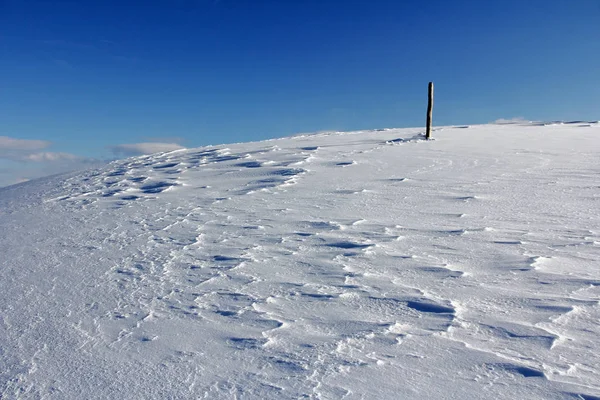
<box><xmin>1</xmin><ymin>123</ymin><xmax>599</xmax><ymax>399</ymax></box>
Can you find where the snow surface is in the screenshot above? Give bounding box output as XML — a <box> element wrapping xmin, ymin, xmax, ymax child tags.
<box><xmin>1</xmin><ymin>122</ymin><xmax>599</xmax><ymax>399</ymax></box>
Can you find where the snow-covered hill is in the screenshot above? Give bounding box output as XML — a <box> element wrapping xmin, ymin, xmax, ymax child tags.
<box><xmin>1</xmin><ymin>123</ymin><xmax>599</xmax><ymax>399</ymax></box>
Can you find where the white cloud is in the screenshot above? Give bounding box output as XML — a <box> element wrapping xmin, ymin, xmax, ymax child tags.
<box><xmin>493</xmin><ymin>117</ymin><xmax>529</xmax><ymax>124</ymax></box>
<box><xmin>0</xmin><ymin>136</ymin><xmax>84</xmax><ymax>163</ymax></box>
<box><xmin>0</xmin><ymin>136</ymin><xmax>50</xmax><ymax>151</ymax></box>
<box><xmin>24</xmin><ymin>152</ymin><xmax>79</xmax><ymax>162</ymax></box>
<box><xmin>110</xmin><ymin>142</ymin><xmax>185</xmax><ymax>156</ymax></box>
<box><xmin>0</xmin><ymin>135</ymin><xmax>106</xmax><ymax>187</ymax></box>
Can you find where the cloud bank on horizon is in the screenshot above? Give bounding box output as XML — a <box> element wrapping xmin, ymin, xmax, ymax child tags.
<box><xmin>0</xmin><ymin>135</ymin><xmax>100</xmax><ymax>187</ymax></box>
<box><xmin>0</xmin><ymin>135</ymin><xmax>186</xmax><ymax>188</ymax></box>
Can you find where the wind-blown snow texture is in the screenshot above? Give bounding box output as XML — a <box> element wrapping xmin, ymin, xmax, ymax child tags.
<box><xmin>1</xmin><ymin>123</ymin><xmax>599</xmax><ymax>399</ymax></box>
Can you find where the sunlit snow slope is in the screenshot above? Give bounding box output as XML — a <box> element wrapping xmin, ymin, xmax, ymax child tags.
<box><xmin>1</xmin><ymin>123</ymin><xmax>599</xmax><ymax>399</ymax></box>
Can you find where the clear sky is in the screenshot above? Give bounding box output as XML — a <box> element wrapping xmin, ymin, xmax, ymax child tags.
<box><xmin>1</xmin><ymin>0</ymin><xmax>599</xmax><ymax>186</ymax></box>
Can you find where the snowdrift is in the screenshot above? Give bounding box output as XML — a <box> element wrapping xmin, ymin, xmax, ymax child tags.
<box><xmin>1</xmin><ymin>123</ymin><xmax>599</xmax><ymax>399</ymax></box>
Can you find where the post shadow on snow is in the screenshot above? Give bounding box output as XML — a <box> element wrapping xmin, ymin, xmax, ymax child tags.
<box><xmin>385</xmin><ymin>132</ymin><xmax>434</xmax><ymax>144</ymax></box>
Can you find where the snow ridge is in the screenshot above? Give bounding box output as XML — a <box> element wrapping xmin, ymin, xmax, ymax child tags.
<box><xmin>1</xmin><ymin>124</ymin><xmax>599</xmax><ymax>399</ymax></box>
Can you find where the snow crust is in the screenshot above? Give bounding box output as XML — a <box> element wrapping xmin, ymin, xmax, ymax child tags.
<box><xmin>1</xmin><ymin>123</ymin><xmax>599</xmax><ymax>399</ymax></box>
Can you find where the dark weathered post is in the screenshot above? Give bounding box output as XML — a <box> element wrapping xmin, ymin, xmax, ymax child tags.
<box><xmin>426</xmin><ymin>82</ymin><xmax>434</xmax><ymax>139</ymax></box>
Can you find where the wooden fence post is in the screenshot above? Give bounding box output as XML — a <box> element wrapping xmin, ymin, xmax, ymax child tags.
<box><xmin>426</xmin><ymin>82</ymin><xmax>434</xmax><ymax>139</ymax></box>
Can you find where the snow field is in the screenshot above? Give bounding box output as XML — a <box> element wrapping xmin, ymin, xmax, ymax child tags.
<box><xmin>0</xmin><ymin>122</ymin><xmax>599</xmax><ymax>399</ymax></box>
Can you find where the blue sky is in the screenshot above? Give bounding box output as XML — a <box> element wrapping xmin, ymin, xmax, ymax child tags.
<box><xmin>1</xmin><ymin>0</ymin><xmax>599</xmax><ymax>186</ymax></box>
